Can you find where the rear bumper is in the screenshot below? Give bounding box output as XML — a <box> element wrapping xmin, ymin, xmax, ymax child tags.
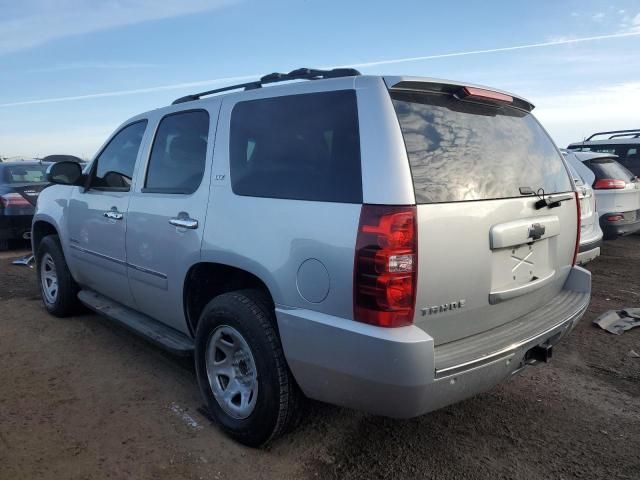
<box><xmin>600</xmin><ymin>210</ymin><xmax>640</xmax><ymax>239</ymax></box>
<box><xmin>576</xmin><ymin>237</ymin><xmax>602</xmax><ymax>265</ymax></box>
<box><xmin>277</xmin><ymin>267</ymin><xmax>591</xmax><ymax>418</ymax></box>
<box><xmin>0</xmin><ymin>214</ymin><xmax>33</xmax><ymax>241</ymax></box>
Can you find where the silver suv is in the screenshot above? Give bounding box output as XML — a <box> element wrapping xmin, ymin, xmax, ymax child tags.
<box><xmin>33</xmin><ymin>68</ymin><xmax>591</xmax><ymax>447</ymax></box>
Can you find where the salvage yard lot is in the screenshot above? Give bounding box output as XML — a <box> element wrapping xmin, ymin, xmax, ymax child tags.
<box><xmin>1</xmin><ymin>239</ymin><xmax>639</xmax><ymax>480</ymax></box>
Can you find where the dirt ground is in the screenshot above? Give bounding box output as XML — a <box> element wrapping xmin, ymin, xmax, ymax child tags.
<box><xmin>1</xmin><ymin>238</ymin><xmax>639</xmax><ymax>480</ymax></box>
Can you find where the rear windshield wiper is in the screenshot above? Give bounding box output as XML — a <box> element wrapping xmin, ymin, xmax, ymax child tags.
<box><xmin>520</xmin><ymin>187</ymin><xmax>574</xmax><ymax>209</ymax></box>
<box><xmin>534</xmin><ymin>192</ymin><xmax>575</xmax><ymax>210</ymax></box>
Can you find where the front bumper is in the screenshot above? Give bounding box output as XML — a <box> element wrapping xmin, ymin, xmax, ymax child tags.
<box><xmin>0</xmin><ymin>214</ymin><xmax>33</xmax><ymax>241</ymax></box>
<box><xmin>277</xmin><ymin>267</ymin><xmax>591</xmax><ymax>418</ymax></box>
<box><xmin>600</xmin><ymin>209</ymin><xmax>640</xmax><ymax>239</ymax></box>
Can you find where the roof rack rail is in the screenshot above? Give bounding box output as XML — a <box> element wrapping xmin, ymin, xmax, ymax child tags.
<box><xmin>585</xmin><ymin>129</ymin><xmax>640</xmax><ymax>141</ymax></box>
<box><xmin>172</xmin><ymin>67</ymin><xmax>361</xmax><ymax>105</ymax></box>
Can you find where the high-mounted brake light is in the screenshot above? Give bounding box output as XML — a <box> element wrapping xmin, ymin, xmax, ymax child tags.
<box><xmin>594</xmin><ymin>179</ymin><xmax>626</xmax><ymax>190</ymax></box>
<box><xmin>461</xmin><ymin>86</ymin><xmax>513</xmax><ymax>104</ymax></box>
<box><xmin>0</xmin><ymin>193</ymin><xmax>30</xmax><ymax>208</ymax></box>
<box><xmin>354</xmin><ymin>205</ymin><xmax>417</xmax><ymax>327</ymax></box>
<box><xmin>572</xmin><ymin>192</ymin><xmax>581</xmax><ymax>266</ymax></box>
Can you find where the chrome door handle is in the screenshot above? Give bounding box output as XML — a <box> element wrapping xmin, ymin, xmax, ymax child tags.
<box><xmin>169</xmin><ymin>217</ymin><xmax>198</xmax><ymax>229</ymax></box>
<box><xmin>103</xmin><ymin>210</ymin><xmax>123</xmax><ymax>220</ymax></box>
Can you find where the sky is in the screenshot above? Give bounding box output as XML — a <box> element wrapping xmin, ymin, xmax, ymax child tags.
<box><xmin>0</xmin><ymin>0</ymin><xmax>639</xmax><ymax>159</ymax></box>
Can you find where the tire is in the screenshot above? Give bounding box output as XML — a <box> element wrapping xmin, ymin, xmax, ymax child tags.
<box><xmin>36</xmin><ymin>235</ymin><xmax>81</xmax><ymax>317</ymax></box>
<box><xmin>195</xmin><ymin>289</ymin><xmax>302</xmax><ymax>447</ymax></box>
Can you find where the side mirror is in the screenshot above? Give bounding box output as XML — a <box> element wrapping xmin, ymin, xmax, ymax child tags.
<box><xmin>47</xmin><ymin>161</ymin><xmax>84</xmax><ymax>186</ymax></box>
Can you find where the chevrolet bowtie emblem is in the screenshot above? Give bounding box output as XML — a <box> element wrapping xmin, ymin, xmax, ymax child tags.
<box><xmin>528</xmin><ymin>223</ymin><xmax>546</xmax><ymax>241</ymax></box>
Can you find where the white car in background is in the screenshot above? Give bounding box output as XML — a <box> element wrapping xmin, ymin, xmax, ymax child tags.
<box><xmin>563</xmin><ymin>152</ymin><xmax>603</xmax><ymax>264</ymax></box>
<box><xmin>568</xmin><ymin>151</ymin><xmax>640</xmax><ymax>240</ymax></box>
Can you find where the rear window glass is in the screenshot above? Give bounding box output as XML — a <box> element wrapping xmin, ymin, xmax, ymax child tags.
<box><xmin>229</xmin><ymin>90</ymin><xmax>362</xmax><ymax>203</ymax></box>
<box><xmin>145</xmin><ymin>110</ymin><xmax>209</xmax><ymax>194</ymax></box>
<box><xmin>584</xmin><ymin>158</ymin><xmax>635</xmax><ymax>182</ymax></box>
<box><xmin>391</xmin><ymin>91</ymin><xmax>572</xmax><ymax>204</ymax></box>
<box><xmin>568</xmin><ymin>144</ymin><xmax>640</xmax><ymax>176</ymax></box>
<box><xmin>3</xmin><ymin>165</ymin><xmax>48</xmax><ymax>184</ymax></box>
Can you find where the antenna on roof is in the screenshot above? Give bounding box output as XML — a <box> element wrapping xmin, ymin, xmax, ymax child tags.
<box><xmin>171</xmin><ymin>67</ymin><xmax>361</xmax><ymax>105</ymax></box>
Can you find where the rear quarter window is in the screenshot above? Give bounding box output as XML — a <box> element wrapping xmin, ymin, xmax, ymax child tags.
<box><xmin>391</xmin><ymin>91</ymin><xmax>572</xmax><ymax>204</ymax></box>
<box><xmin>229</xmin><ymin>90</ymin><xmax>362</xmax><ymax>203</ymax></box>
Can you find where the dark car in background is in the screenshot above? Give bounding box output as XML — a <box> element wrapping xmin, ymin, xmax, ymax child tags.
<box><xmin>567</xmin><ymin>129</ymin><xmax>640</xmax><ymax>177</ymax></box>
<box><xmin>0</xmin><ymin>161</ymin><xmax>49</xmax><ymax>250</ymax></box>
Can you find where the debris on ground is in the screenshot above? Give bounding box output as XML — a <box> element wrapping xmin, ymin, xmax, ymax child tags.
<box><xmin>593</xmin><ymin>308</ymin><xmax>640</xmax><ymax>335</ymax></box>
<box><xmin>11</xmin><ymin>254</ymin><xmax>34</xmax><ymax>267</ymax></box>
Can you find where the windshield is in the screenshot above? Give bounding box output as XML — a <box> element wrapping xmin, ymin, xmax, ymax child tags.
<box><xmin>391</xmin><ymin>91</ymin><xmax>573</xmax><ymax>204</ymax></box>
<box><xmin>3</xmin><ymin>164</ymin><xmax>48</xmax><ymax>184</ymax></box>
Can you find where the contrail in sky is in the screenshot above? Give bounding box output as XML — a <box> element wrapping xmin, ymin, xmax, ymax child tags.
<box><xmin>1</xmin><ymin>30</ymin><xmax>639</xmax><ymax>108</ymax></box>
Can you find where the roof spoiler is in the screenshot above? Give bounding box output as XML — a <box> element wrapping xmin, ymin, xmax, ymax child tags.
<box><xmin>386</xmin><ymin>78</ymin><xmax>535</xmax><ymax>112</ymax></box>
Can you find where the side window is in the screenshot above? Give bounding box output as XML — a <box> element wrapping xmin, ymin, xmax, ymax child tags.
<box><xmin>229</xmin><ymin>90</ymin><xmax>362</xmax><ymax>203</ymax></box>
<box><xmin>144</xmin><ymin>110</ymin><xmax>210</xmax><ymax>194</ymax></box>
<box><xmin>91</xmin><ymin>120</ymin><xmax>147</xmax><ymax>191</ymax></box>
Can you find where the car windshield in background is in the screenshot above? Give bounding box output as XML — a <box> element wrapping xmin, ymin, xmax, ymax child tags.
<box><xmin>585</xmin><ymin>158</ymin><xmax>636</xmax><ymax>182</ymax></box>
<box><xmin>391</xmin><ymin>91</ymin><xmax>572</xmax><ymax>204</ymax></box>
<box><xmin>3</xmin><ymin>165</ymin><xmax>48</xmax><ymax>184</ymax></box>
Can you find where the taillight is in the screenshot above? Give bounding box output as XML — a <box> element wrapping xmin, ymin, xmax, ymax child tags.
<box><xmin>607</xmin><ymin>214</ymin><xmax>624</xmax><ymax>222</ymax></box>
<box><xmin>460</xmin><ymin>86</ymin><xmax>513</xmax><ymax>104</ymax></box>
<box><xmin>354</xmin><ymin>205</ymin><xmax>417</xmax><ymax>327</ymax></box>
<box><xmin>572</xmin><ymin>192</ymin><xmax>581</xmax><ymax>266</ymax></box>
<box><xmin>0</xmin><ymin>193</ymin><xmax>30</xmax><ymax>208</ymax></box>
<box><xmin>594</xmin><ymin>179</ymin><xmax>625</xmax><ymax>189</ymax></box>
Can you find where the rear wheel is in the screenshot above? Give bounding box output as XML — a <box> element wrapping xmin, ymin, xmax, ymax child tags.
<box><xmin>194</xmin><ymin>290</ymin><xmax>302</xmax><ymax>447</ymax></box>
<box><xmin>36</xmin><ymin>235</ymin><xmax>81</xmax><ymax>317</ymax></box>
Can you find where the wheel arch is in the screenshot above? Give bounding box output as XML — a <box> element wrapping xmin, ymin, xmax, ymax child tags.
<box><xmin>32</xmin><ymin>219</ymin><xmax>59</xmax><ymax>253</ymax></box>
<box><xmin>183</xmin><ymin>261</ymin><xmax>278</xmax><ymax>336</ymax></box>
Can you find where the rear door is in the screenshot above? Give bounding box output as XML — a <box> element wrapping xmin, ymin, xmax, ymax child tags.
<box><xmin>390</xmin><ymin>87</ymin><xmax>577</xmax><ymax>345</ymax></box>
<box><xmin>125</xmin><ymin>107</ymin><xmax>215</xmax><ymax>335</ymax></box>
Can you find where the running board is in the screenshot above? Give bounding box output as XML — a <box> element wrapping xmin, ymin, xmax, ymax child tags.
<box><xmin>78</xmin><ymin>290</ymin><xmax>194</xmax><ymax>356</ymax></box>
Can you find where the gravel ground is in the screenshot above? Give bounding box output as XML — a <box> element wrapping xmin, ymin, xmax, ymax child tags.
<box><xmin>1</xmin><ymin>237</ymin><xmax>639</xmax><ymax>480</ymax></box>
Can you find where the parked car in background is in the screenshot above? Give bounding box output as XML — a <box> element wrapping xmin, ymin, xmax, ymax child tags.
<box><xmin>41</xmin><ymin>154</ymin><xmax>86</xmax><ymax>165</ymax></box>
<box><xmin>562</xmin><ymin>151</ymin><xmax>603</xmax><ymax>264</ymax></box>
<box><xmin>0</xmin><ymin>161</ymin><xmax>49</xmax><ymax>250</ymax></box>
<box><xmin>571</xmin><ymin>151</ymin><xmax>640</xmax><ymax>239</ymax></box>
<box><xmin>33</xmin><ymin>68</ymin><xmax>590</xmax><ymax>446</ymax></box>
<box><xmin>567</xmin><ymin>129</ymin><xmax>640</xmax><ymax>177</ymax></box>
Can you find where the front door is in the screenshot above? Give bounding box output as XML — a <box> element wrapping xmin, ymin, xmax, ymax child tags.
<box><xmin>126</xmin><ymin>108</ymin><xmax>216</xmax><ymax>334</ymax></box>
<box><xmin>67</xmin><ymin>120</ymin><xmax>148</xmax><ymax>307</ymax></box>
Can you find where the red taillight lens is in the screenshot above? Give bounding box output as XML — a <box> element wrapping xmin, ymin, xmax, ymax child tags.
<box><xmin>607</xmin><ymin>214</ymin><xmax>624</xmax><ymax>222</ymax></box>
<box><xmin>572</xmin><ymin>192</ymin><xmax>581</xmax><ymax>266</ymax></box>
<box><xmin>354</xmin><ymin>205</ymin><xmax>417</xmax><ymax>327</ymax></box>
<box><xmin>594</xmin><ymin>179</ymin><xmax>626</xmax><ymax>189</ymax></box>
<box><xmin>0</xmin><ymin>193</ymin><xmax>30</xmax><ymax>208</ymax></box>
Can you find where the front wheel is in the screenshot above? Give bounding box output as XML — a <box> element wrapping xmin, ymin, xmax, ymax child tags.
<box><xmin>36</xmin><ymin>235</ymin><xmax>81</xmax><ymax>317</ymax></box>
<box><xmin>194</xmin><ymin>290</ymin><xmax>302</xmax><ymax>447</ymax></box>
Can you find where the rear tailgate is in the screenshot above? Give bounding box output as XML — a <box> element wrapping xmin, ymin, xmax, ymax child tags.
<box><xmin>588</xmin><ymin>158</ymin><xmax>640</xmax><ymax>214</ymax></box>
<box><xmin>388</xmin><ymin>81</ymin><xmax>578</xmax><ymax>345</ymax></box>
